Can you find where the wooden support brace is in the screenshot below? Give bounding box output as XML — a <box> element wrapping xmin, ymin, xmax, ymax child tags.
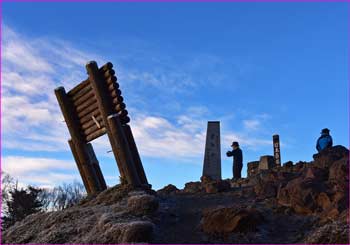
<box><xmin>86</xmin><ymin>143</ymin><xmax>107</xmax><ymax>190</ymax></box>
<box><xmin>107</xmin><ymin>115</ymin><xmax>141</xmax><ymax>187</ymax></box>
<box><xmin>123</xmin><ymin>124</ymin><xmax>149</xmax><ymax>186</ymax></box>
<box><xmin>55</xmin><ymin>87</ymin><xmax>102</xmax><ymax>194</ymax></box>
<box><xmin>68</xmin><ymin>139</ymin><xmax>91</xmax><ymax>194</ymax></box>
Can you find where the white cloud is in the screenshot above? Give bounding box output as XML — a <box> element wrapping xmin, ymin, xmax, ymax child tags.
<box><xmin>243</xmin><ymin>119</ymin><xmax>261</xmax><ymax>131</ymax></box>
<box><xmin>2</xmin><ymin>26</ymin><xmax>54</xmax><ymax>73</ymax></box>
<box><xmin>2</xmin><ymin>156</ymin><xmax>74</xmax><ymax>175</ymax></box>
<box><xmin>1</xmin><ymin>25</ymin><xmax>100</xmax><ymax>153</ymax></box>
<box><xmin>93</xmin><ymin>114</ymin><xmax>206</xmax><ymax>159</ymax></box>
<box><xmin>222</xmin><ymin>133</ymin><xmax>271</xmax><ymax>150</ymax></box>
<box><xmin>2</xmin><ymin>156</ymin><xmax>78</xmax><ymax>188</ymax></box>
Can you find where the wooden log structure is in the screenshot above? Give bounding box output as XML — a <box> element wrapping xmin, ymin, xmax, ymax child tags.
<box><xmin>56</xmin><ymin>60</ymin><xmax>149</xmax><ymax>192</ymax></box>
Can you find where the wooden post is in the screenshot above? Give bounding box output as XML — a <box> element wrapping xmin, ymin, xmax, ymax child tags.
<box><xmin>55</xmin><ymin>87</ymin><xmax>102</xmax><ymax>193</ymax></box>
<box><xmin>86</xmin><ymin>61</ymin><xmax>141</xmax><ymax>187</ymax></box>
<box><xmin>107</xmin><ymin>115</ymin><xmax>141</xmax><ymax>187</ymax></box>
<box><xmin>123</xmin><ymin>125</ymin><xmax>149</xmax><ymax>185</ymax></box>
<box><xmin>273</xmin><ymin>134</ymin><xmax>281</xmax><ymax>166</ymax></box>
<box><xmin>68</xmin><ymin>139</ymin><xmax>91</xmax><ymax>194</ymax></box>
<box><xmin>86</xmin><ymin>143</ymin><xmax>107</xmax><ymax>190</ymax></box>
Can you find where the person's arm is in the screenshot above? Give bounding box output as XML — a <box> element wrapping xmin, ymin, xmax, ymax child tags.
<box><xmin>226</xmin><ymin>151</ymin><xmax>233</xmax><ymax>157</ymax></box>
<box><xmin>316</xmin><ymin>138</ymin><xmax>321</xmax><ymax>152</ymax></box>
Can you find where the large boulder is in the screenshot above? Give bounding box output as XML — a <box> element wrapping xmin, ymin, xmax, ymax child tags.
<box><xmin>184</xmin><ymin>181</ymin><xmax>202</xmax><ymax>193</ymax></box>
<box><xmin>313</xmin><ymin>145</ymin><xmax>349</xmax><ymax>169</ymax></box>
<box><xmin>157</xmin><ymin>184</ymin><xmax>179</xmax><ymax>195</ymax></box>
<box><xmin>120</xmin><ymin>221</ymin><xmax>154</xmax><ymax>243</ymax></box>
<box><xmin>303</xmin><ymin>221</ymin><xmax>349</xmax><ymax>244</ymax></box>
<box><xmin>328</xmin><ymin>156</ymin><xmax>349</xmax><ymax>183</ymax></box>
<box><xmin>251</xmin><ymin>171</ymin><xmax>280</xmax><ymax>198</ymax></box>
<box><xmin>200</xmin><ymin>175</ymin><xmax>213</xmax><ymax>184</ymax></box>
<box><xmin>201</xmin><ymin>206</ymin><xmax>264</xmax><ymax>234</ymax></box>
<box><xmin>247</xmin><ymin>161</ymin><xmax>259</xmax><ymax>177</ymax></box>
<box><xmin>127</xmin><ymin>194</ymin><xmax>159</xmax><ymax>215</ymax></box>
<box><xmin>277</xmin><ymin>174</ymin><xmax>328</xmax><ymax>215</ymax></box>
<box><xmin>204</xmin><ymin>180</ymin><xmax>231</xmax><ymax>194</ymax></box>
<box><xmin>254</xmin><ymin>181</ymin><xmax>277</xmax><ymax>198</ymax></box>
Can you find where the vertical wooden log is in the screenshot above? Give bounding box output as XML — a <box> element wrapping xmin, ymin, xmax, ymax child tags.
<box><xmin>123</xmin><ymin>125</ymin><xmax>148</xmax><ymax>185</ymax></box>
<box><xmin>68</xmin><ymin>139</ymin><xmax>92</xmax><ymax>194</ymax></box>
<box><xmin>86</xmin><ymin>143</ymin><xmax>107</xmax><ymax>190</ymax></box>
<box><xmin>86</xmin><ymin>61</ymin><xmax>141</xmax><ymax>187</ymax></box>
<box><xmin>107</xmin><ymin>115</ymin><xmax>141</xmax><ymax>187</ymax></box>
<box><xmin>55</xmin><ymin>87</ymin><xmax>102</xmax><ymax>193</ymax></box>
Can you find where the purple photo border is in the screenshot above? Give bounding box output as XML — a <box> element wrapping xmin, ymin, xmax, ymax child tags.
<box><xmin>0</xmin><ymin>0</ymin><xmax>349</xmax><ymax>245</ymax></box>
<box><xmin>0</xmin><ymin>0</ymin><xmax>349</xmax><ymax>2</ymax></box>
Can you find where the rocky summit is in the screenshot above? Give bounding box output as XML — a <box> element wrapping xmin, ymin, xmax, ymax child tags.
<box><xmin>3</xmin><ymin>145</ymin><xmax>349</xmax><ymax>244</ymax></box>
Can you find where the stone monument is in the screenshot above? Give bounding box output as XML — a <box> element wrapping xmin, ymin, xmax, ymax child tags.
<box><xmin>202</xmin><ymin>121</ymin><xmax>221</xmax><ymax>180</ymax></box>
<box><xmin>258</xmin><ymin>155</ymin><xmax>275</xmax><ymax>170</ymax></box>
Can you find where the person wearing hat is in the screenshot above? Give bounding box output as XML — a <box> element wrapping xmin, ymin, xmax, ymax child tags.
<box><xmin>226</xmin><ymin>141</ymin><xmax>243</xmax><ymax>179</ymax></box>
<box><xmin>316</xmin><ymin>128</ymin><xmax>333</xmax><ymax>152</ymax></box>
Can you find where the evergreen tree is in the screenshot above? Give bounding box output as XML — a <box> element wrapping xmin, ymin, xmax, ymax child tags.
<box><xmin>2</xmin><ymin>186</ymin><xmax>43</xmax><ymax>229</ymax></box>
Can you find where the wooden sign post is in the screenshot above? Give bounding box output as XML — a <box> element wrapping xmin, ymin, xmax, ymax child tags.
<box><xmin>273</xmin><ymin>134</ymin><xmax>281</xmax><ymax>166</ymax></box>
<box><xmin>55</xmin><ymin>61</ymin><xmax>149</xmax><ymax>194</ymax></box>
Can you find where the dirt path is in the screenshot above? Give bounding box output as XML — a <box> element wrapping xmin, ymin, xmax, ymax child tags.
<box><xmin>152</xmin><ymin>188</ymin><xmax>314</xmax><ymax>244</ymax></box>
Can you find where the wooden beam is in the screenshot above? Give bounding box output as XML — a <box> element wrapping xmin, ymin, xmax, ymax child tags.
<box><xmin>115</xmin><ymin>102</ymin><xmax>126</xmax><ymax>112</ymax></box>
<box><xmin>123</xmin><ymin>125</ymin><xmax>149</xmax><ymax>185</ymax></box>
<box><xmin>112</xmin><ymin>96</ymin><xmax>124</xmax><ymax>105</ymax></box>
<box><xmin>68</xmin><ymin>139</ymin><xmax>92</xmax><ymax>194</ymax></box>
<box><xmin>108</xmin><ymin>82</ymin><xmax>119</xmax><ymax>91</ymax></box>
<box><xmin>107</xmin><ymin>115</ymin><xmax>141</xmax><ymax>187</ymax></box>
<box><xmin>83</xmin><ymin>123</ymin><xmax>102</xmax><ymax>136</ymax></box>
<box><xmin>77</xmin><ymin>102</ymin><xmax>99</xmax><ymax>119</ymax></box>
<box><xmin>86</xmin><ymin>61</ymin><xmax>140</xmax><ymax>187</ymax></box>
<box><xmin>110</xmin><ymin>89</ymin><xmax>122</xmax><ymax>98</ymax></box>
<box><xmin>81</xmin><ymin>115</ymin><xmax>104</xmax><ymax>130</ymax></box>
<box><xmin>76</xmin><ymin>97</ymin><xmax>97</xmax><ymax>113</ymax></box>
<box><xmin>73</xmin><ymin>90</ymin><xmax>95</xmax><ymax>107</ymax></box>
<box><xmin>85</xmin><ymin>127</ymin><xmax>107</xmax><ymax>142</ymax></box>
<box><xmin>79</xmin><ymin>109</ymin><xmax>100</xmax><ymax>124</ymax></box>
<box><xmin>106</xmin><ymin>76</ymin><xmax>117</xmax><ymax>85</ymax></box>
<box><xmin>86</xmin><ymin>143</ymin><xmax>107</xmax><ymax>190</ymax></box>
<box><xmin>67</xmin><ymin>79</ymin><xmax>90</xmax><ymax>97</ymax></box>
<box><xmin>100</xmin><ymin>62</ymin><xmax>113</xmax><ymax>71</ymax></box>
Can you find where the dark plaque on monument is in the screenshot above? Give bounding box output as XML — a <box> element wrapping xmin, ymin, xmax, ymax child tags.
<box><xmin>202</xmin><ymin>121</ymin><xmax>221</xmax><ymax>180</ymax></box>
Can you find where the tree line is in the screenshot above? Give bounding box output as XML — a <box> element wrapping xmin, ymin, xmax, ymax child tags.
<box><xmin>1</xmin><ymin>172</ymin><xmax>86</xmax><ymax>230</ymax></box>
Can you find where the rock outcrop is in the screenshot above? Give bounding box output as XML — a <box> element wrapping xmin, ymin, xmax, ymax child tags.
<box><xmin>2</xmin><ymin>186</ymin><xmax>158</xmax><ymax>244</ymax></box>
<box><xmin>201</xmin><ymin>206</ymin><xmax>264</xmax><ymax>234</ymax></box>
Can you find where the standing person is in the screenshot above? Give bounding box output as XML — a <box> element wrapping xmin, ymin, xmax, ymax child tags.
<box><xmin>226</xmin><ymin>141</ymin><xmax>243</xmax><ymax>179</ymax></box>
<box><xmin>316</xmin><ymin>128</ymin><xmax>333</xmax><ymax>152</ymax></box>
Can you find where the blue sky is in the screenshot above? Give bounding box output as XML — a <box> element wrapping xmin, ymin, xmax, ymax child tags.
<box><xmin>1</xmin><ymin>2</ymin><xmax>348</xmax><ymax>190</ymax></box>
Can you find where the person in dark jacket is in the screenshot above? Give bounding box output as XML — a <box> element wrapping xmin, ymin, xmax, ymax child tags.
<box><xmin>316</xmin><ymin>128</ymin><xmax>333</xmax><ymax>152</ymax></box>
<box><xmin>226</xmin><ymin>141</ymin><xmax>243</xmax><ymax>179</ymax></box>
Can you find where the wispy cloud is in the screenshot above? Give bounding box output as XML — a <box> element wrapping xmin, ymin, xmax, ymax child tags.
<box><xmin>1</xmin><ymin>24</ymin><xmax>101</xmax><ymax>154</ymax></box>
<box><xmin>243</xmin><ymin>119</ymin><xmax>261</xmax><ymax>131</ymax></box>
<box><xmin>2</xmin><ymin>156</ymin><xmax>79</xmax><ymax>188</ymax></box>
<box><xmin>2</xmin><ymin>26</ymin><xmax>54</xmax><ymax>73</ymax></box>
